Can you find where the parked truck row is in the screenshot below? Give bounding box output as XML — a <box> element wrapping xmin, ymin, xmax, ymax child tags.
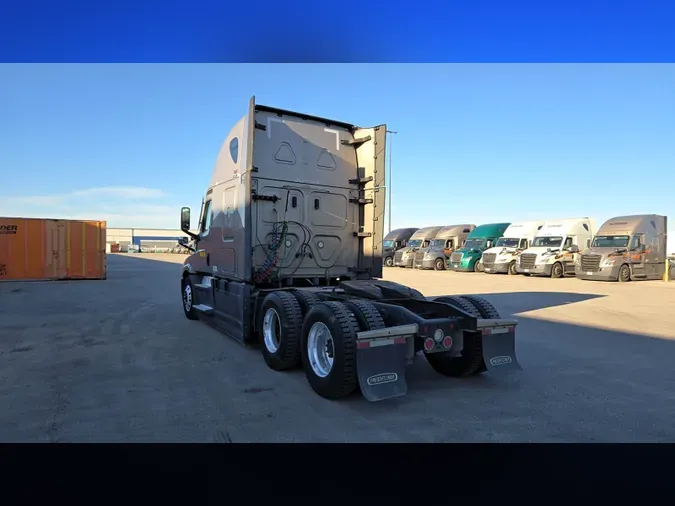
<box><xmin>386</xmin><ymin>214</ymin><xmax>669</xmax><ymax>283</ymax></box>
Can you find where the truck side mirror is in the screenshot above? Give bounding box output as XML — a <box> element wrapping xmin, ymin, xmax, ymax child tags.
<box><xmin>180</xmin><ymin>207</ymin><xmax>191</xmax><ymax>231</ymax></box>
<box><xmin>569</xmin><ymin>244</ymin><xmax>579</xmax><ymax>253</ymax></box>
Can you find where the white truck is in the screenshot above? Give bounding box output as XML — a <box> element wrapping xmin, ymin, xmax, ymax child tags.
<box><xmin>481</xmin><ymin>221</ymin><xmax>545</xmax><ymax>275</ymax></box>
<box><xmin>516</xmin><ymin>218</ymin><xmax>596</xmax><ymax>278</ymax></box>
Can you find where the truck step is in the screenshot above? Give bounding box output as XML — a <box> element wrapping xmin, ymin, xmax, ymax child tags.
<box><xmin>194</xmin><ymin>304</ymin><xmax>214</xmax><ymax>315</ymax></box>
<box><xmin>195</xmin><ymin>276</ymin><xmax>214</xmax><ymax>289</ymax></box>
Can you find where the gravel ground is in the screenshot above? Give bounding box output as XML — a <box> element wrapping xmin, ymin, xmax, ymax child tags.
<box><xmin>1</xmin><ymin>253</ymin><xmax>674</xmax><ymax>442</ymax></box>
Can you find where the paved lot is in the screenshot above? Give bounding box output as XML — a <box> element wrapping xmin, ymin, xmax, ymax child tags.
<box><xmin>1</xmin><ymin>253</ymin><xmax>674</xmax><ymax>442</ymax></box>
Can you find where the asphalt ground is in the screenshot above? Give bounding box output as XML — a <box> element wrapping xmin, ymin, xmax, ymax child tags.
<box><xmin>1</xmin><ymin>253</ymin><xmax>674</xmax><ymax>442</ymax></box>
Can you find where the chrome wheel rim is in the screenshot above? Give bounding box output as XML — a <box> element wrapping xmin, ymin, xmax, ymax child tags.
<box><xmin>307</xmin><ymin>322</ymin><xmax>334</xmax><ymax>378</ymax></box>
<box><xmin>262</xmin><ymin>308</ymin><xmax>281</xmax><ymax>353</ymax></box>
<box><xmin>183</xmin><ymin>284</ymin><xmax>192</xmax><ymax>312</ymax></box>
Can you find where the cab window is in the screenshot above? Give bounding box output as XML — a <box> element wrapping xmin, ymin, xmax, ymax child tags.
<box><xmin>422</xmin><ymin>240</ymin><xmax>429</xmax><ymax>247</ymax></box>
<box><xmin>630</xmin><ymin>235</ymin><xmax>643</xmax><ymax>250</ymax></box>
<box><xmin>519</xmin><ymin>239</ymin><xmax>528</xmax><ymax>249</ymax></box>
<box><xmin>445</xmin><ymin>239</ymin><xmax>454</xmax><ymax>249</ymax></box>
<box><xmin>201</xmin><ymin>200</ymin><xmax>213</xmax><ymax>236</ymax></box>
<box><xmin>563</xmin><ymin>237</ymin><xmax>573</xmax><ymax>249</ymax></box>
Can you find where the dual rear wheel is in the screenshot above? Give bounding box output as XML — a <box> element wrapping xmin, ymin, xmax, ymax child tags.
<box><xmin>258</xmin><ymin>292</ymin><xmax>384</xmax><ymax>400</ymax></box>
<box><xmin>258</xmin><ymin>291</ymin><xmax>502</xmax><ymax>399</ymax></box>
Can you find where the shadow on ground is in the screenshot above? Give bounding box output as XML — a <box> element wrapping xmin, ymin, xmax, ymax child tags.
<box><xmin>464</xmin><ymin>291</ymin><xmax>606</xmax><ymax>315</ymax></box>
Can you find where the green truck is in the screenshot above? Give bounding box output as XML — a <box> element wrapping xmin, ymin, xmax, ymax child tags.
<box><xmin>449</xmin><ymin>223</ymin><xmax>511</xmax><ymax>272</ymax></box>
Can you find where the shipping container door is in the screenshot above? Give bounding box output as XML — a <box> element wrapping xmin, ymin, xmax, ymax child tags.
<box><xmin>46</xmin><ymin>220</ymin><xmax>68</xmax><ymax>279</ymax></box>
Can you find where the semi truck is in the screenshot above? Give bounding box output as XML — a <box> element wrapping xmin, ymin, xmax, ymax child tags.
<box><xmin>516</xmin><ymin>217</ymin><xmax>595</xmax><ymax>278</ymax></box>
<box><xmin>393</xmin><ymin>226</ymin><xmax>444</xmax><ymax>268</ymax></box>
<box><xmin>177</xmin><ymin>97</ymin><xmax>521</xmax><ymax>403</ymax></box>
<box><xmin>412</xmin><ymin>224</ymin><xmax>475</xmax><ymax>270</ymax></box>
<box><xmin>449</xmin><ymin>223</ymin><xmax>511</xmax><ymax>273</ymax></box>
<box><xmin>481</xmin><ymin>221</ymin><xmax>545</xmax><ymax>275</ymax></box>
<box><xmin>383</xmin><ymin>228</ymin><xmax>418</xmax><ymax>267</ymax></box>
<box><xmin>575</xmin><ymin>214</ymin><xmax>668</xmax><ymax>282</ymax></box>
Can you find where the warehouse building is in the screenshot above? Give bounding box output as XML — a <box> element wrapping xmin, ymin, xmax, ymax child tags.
<box><xmin>107</xmin><ymin>228</ymin><xmax>198</xmax><ymax>253</ymax></box>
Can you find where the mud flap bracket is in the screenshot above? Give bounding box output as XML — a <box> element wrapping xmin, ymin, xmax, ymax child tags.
<box><xmin>356</xmin><ymin>324</ymin><xmax>418</xmax><ymax>402</ymax></box>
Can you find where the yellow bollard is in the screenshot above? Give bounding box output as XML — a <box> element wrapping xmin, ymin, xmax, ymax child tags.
<box><xmin>665</xmin><ymin>258</ymin><xmax>670</xmax><ymax>282</ymax></box>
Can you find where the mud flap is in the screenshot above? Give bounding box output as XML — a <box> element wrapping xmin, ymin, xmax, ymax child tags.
<box><xmin>355</xmin><ymin>324</ymin><xmax>417</xmax><ymax>402</ymax></box>
<box><xmin>480</xmin><ymin>323</ymin><xmax>522</xmax><ymax>374</ymax></box>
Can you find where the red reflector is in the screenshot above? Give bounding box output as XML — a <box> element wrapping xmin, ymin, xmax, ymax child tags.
<box><xmin>423</xmin><ymin>338</ymin><xmax>435</xmax><ymax>351</ymax></box>
<box><xmin>394</xmin><ymin>337</ymin><xmax>406</xmax><ymax>345</ymax></box>
<box><xmin>357</xmin><ymin>341</ymin><xmax>370</xmax><ymax>349</ymax></box>
<box><xmin>442</xmin><ymin>336</ymin><xmax>453</xmax><ymax>348</ymax></box>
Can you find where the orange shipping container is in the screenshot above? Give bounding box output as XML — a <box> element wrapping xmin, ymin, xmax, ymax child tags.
<box><xmin>0</xmin><ymin>218</ymin><xmax>107</xmax><ymax>281</ymax></box>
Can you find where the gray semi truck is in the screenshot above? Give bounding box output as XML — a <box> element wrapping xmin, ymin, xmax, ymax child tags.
<box><xmin>177</xmin><ymin>97</ymin><xmax>521</xmax><ymax>403</ymax></box>
<box><xmin>393</xmin><ymin>226</ymin><xmax>444</xmax><ymax>268</ymax></box>
<box><xmin>383</xmin><ymin>228</ymin><xmax>418</xmax><ymax>267</ymax></box>
<box><xmin>413</xmin><ymin>224</ymin><xmax>476</xmax><ymax>270</ymax></box>
<box><xmin>575</xmin><ymin>214</ymin><xmax>668</xmax><ymax>282</ymax></box>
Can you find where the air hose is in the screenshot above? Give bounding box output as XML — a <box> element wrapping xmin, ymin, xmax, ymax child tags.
<box><xmin>253</xmin><ymin>221</ymin><xmax>289</xmax><ymax>283</ymax></box>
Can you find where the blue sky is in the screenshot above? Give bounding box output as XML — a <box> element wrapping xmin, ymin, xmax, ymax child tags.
<box><xmin>1</xmin><ymin>64</ymin><xmax>674</xmax><ymax>250</ymax></box>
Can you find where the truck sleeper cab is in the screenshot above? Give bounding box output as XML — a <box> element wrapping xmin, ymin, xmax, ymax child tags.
<box><xmin>575</xmin><ymin>214</ymin><xmax>667</xmax><ymax>282</ymax></box>
<box><xmin>449</xmin><ymin>223</ymin><xmax>511</xmax><ymax>273</ymax></box>
<box><xmin>393</xmin><ymin>226</ymin><xmax>444</xmax><ymax>268</ymax></box>
<box><xmin>516</xmin><ymin>217</ymin><xmax>595</xmax><ymax>278</ymax></box>
<box><xmin>481</xmin><ymin>221</ymin><xmax>545</xmax><ymax>275</ymax></box>
<box><xmin>413</xmin><ymin>224</ymin><xmax>476</xmax><ymax>270</ymax></box>
<box><xmin>178</xmin><ymin>97</ymin><xmax>521</xmax><ymax>403</ymax></box>
<box><xmin>383</xmin><ymin>227</ymin><xmax>418</xmax><ymax>267</ymax></box>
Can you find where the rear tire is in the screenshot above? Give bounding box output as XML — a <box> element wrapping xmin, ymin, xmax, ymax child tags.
<box><xmin>301</xmin><ymin>301</ymin><xmax>359</xmax><ymax>400</ymax></box>
<box><xmin>425</xmin><ymin>296</ymin><xmax>484</xmax><ymax>377</ymax></box>
<box><xmin>618</xmin><ymin>264</ymin><xmax>631</xmax><ymax>282</ymax></box>
<box><xmin>434</xmin><ymin>258</ymin><xmax>445</xmax><ymax>271</ymax></box>
<box><xmin>384</xmin><ymin>256</ymin><xmax>394</xmax><ymax>267</ymax></box>
<box><xmin>551</xmin><ymin>262</ymin><xmax>564</xmax><ymax>278</ymax></box>
<box><xmin>459</xmin><ymin>294</ymin><xmax>501</xmax><ymax>319</ymax></box>
<box><xmin>292</xmin><ymin>290</ymin><xmax>320</xmax><ymax>316</ymax></box>
<box><xmin>508</xmin><ymin>261</ymin><xmax>518</xmax><ymax>275</ymax></box>
<box><xmin>343</xmin><ymin>299</ymin><xmax>386</xmax><ymax>332</ymax></box>
<box><xmin>181</xmin><ymin>276</ymin><xmax>199</xmax><ymax>321</ymax></box>
<box><xmin>259</xmin><ymin>291</ymin><xmax>303</xmax><ymax>371</ymax></box>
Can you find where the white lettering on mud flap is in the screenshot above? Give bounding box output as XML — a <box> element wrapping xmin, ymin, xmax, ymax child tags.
<box><xmin>366</xmin><ymin>373</ymin><xmax>398</xmax><ymax>386</ymax></box>
<box><xmin>489</xmin><ymin>356</ymin><xmax>513</xmax><ymax>366</ymax></box>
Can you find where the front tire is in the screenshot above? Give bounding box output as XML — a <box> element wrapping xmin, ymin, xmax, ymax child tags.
<box><xmin>259</xmin><ymin>291</ymin><xmax>303</xmax><ymax>371</ymax></box>
<box><xmin>508</xmin><ymin>261</ymin><xmax>518</xmax><ymax>275</ymax></box>
<box><xmin>473</xmin><ymin>260</ymin><xmax>483</xmax><ymax>273</ymax></box>
<box><xmin>551</xmin><ymin>262</ymin><xmax>564</xmax><ymax>278</ymax></box>
<box><xmin>384</xmin><ymin>256</ymin><xmax>394</xmax><ymax>267</ymax></box>
<box><xmin>301</xmin><ymin>301</ymin><xmax>359</xmax><ymax>400</ymax></box>
<box><xmin>618</xmin><ymin>264</ymin><xmax>631</xmax><ymax>282</ymax></box>
<box><xmin>434</xmin><ymin>258</ymin><xmax>446</xmax><ymax>271</ymax></box>
<box><xmin>182</xmin><ymin>276</ymin><xmax>199</xmax><ymax>320</ymax></box>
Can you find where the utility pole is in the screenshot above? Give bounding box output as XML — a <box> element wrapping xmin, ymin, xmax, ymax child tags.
<box><xmin>386</xmin><ymin>130</ymin><xmax>397</xmax><ymax>234</ymax></box>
